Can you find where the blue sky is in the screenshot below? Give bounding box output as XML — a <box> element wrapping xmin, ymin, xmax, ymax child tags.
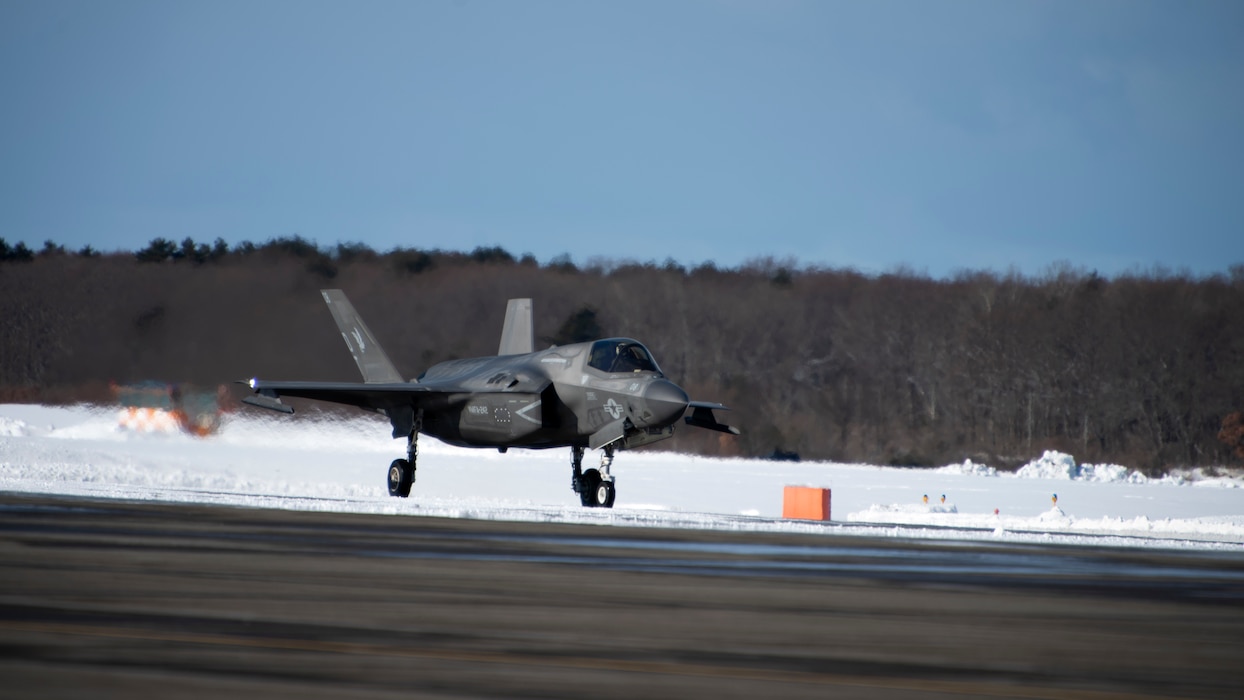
<box><xmin>2</xmin><ymin>0</ymin><xmax>1241</xmax><ymax>277</ymax></box>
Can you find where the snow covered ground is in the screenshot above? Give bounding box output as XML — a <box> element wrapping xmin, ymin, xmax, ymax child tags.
<box><xmin>3</xmin><ymin>404</ymin><xmax>1243</xmax><ymax>551</ymax></box>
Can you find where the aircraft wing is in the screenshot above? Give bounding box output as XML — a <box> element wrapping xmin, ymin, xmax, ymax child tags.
<box><xmin>243</xmin><ymin>380</ymin><xmax>435</xmax><ymax>412</ymax></box>
<box><xmin>243</xmin><ymin>379</ymin><xmax>437</xmax><ymax>439</ymax></box>
<box><xmin>243</xmin><ymin>376</ymin><xmax>552</xmax><ymax>438</ymax></box>
<box><xmin>245</xmin><ymin>376</ymin><xmax>550</xmax><ymax>410</ymax></box>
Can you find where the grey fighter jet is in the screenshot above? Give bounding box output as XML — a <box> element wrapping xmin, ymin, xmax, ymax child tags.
<box><xmin>242</xmin><ymin>290</ymin><xmax>738</xmax><ymax>508</ymax></box>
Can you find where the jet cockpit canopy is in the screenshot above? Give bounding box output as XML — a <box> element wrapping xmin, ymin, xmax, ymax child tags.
<box><xmin>587</xmin><ymin>339</ymin><xmax>662</xmax><ymax>375</ymax></box>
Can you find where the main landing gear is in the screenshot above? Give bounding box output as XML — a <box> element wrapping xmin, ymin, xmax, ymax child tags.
<box><xmin>571</xmin><ymin>445</ymin><xmax>616</xmax><ymax>508</ymax></box>
<box><xmin>387</xmin><ymin>412</ymin><xmax>422</xmax><ymax>498</ymax></box>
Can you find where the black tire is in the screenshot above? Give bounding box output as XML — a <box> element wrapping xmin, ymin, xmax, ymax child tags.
<box><xmin>387</xmin><ymin>458</ymin><xmax>413</xmax><ymax>498</ymax></box>
<box><xmin>579</xmin><ymin>468</ymin><xmax>601</xmax><ymax>507</ymax></box>
<box><xmin>594</xmin><ymin>480</ymin><xmax>616</xmax><ymax>509</ymax></box>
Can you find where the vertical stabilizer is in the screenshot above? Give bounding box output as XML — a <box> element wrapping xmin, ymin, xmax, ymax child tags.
<box><xmin>498</xmin><ymin>298</ymin><xmax>534</xmax><ymax>355</ymax></box>
<box><xmin>320</xmin><ymin>289</ymin><xmax>404</xmax><ymax>383</ymax></box>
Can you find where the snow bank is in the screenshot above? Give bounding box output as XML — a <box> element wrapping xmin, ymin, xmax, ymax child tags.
<box><xmin>936</xmin><ymin>459</ymin><xmax>997</xmax><ymax>477</ymax></box>
<box><xmin>1016</xmin><ymin>450</ymin><xmax>1151</xmax><ymax>483</ymax></box>
<box><xmin>854</xmin><ymin>503</ymin><xmax>959</xmax><ymax>516</ymax></box>
<box><xmin>1173</xmin><ymin>468</ymin><xmax>1242</xmax><ymax>489</ymax></box>
<box><xmin>1016</xmin><ymin>451</ymin><xmax>1080</xmax><ymax>479</ymax></box>
<box><xmin>847</xmin><ymin>503</ymin><xmax>1244</xmax><ymax>542</ymax></box>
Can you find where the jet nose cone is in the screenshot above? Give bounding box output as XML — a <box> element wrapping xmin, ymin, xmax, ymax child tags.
<box><xmin>642</xmin><ymin>379</ymin><xmax>690</xmax><ymax>427</ymax></box>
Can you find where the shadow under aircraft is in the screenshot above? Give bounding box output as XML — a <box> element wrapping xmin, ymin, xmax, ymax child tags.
<box><xmin>242</xmin><ymin>291</ymin><xmax>738</xmax><ymax>508</ymax></box>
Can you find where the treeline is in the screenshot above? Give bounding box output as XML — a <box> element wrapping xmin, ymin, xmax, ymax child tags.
<box><xmin>2</xmin><ymin>236</ymin><xmax>1243</xmax><ymax>472</ymax></box>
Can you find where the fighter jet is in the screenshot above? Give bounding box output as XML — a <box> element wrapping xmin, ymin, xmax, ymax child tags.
<box><xmin>242</xmin><ymin>290</ymin><xmax>738</xmax><ymax>507</ymax></box>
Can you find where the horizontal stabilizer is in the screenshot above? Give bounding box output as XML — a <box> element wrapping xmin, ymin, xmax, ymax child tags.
<box><xmin>684</xmin><ymin>402</ymin><xmax>739</xmax><ymax>435</ymax></box>
<box><xmin>589</xmin><ymin>419</ymin><xmax>626</xmax><ymax>450</ymax></box>
<box><xmin>242</xmin><ymin>394</ymin><xmax>295</xmax><ymax>414</ymax></box>
<box><xmin>321</xmin><ymin>289</ymin><xmax>404</xmax><ymax>384</ymax></box>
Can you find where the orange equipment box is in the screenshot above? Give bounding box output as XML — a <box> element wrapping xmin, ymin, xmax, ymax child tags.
<box><xmin>782</xmin><ymin>486</ymin><xmax>831</xmax><ymax>521</ymax></box>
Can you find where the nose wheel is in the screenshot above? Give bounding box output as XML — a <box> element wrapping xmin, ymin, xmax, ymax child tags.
<box><xmin>593</xmin><ymin>478</ymin><xmax>616</xmax><ymax>508</ymax></box>
<box><xmin>571</xmin><ymin>445</ymin><xmax>617</xmax><ymax>508</ymax></box>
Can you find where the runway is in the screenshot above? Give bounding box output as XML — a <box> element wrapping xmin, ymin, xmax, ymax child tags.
<box><xmin>2</xmin><ymin>493</ymin><xmax>1242</xmax><ymax>698</ymax></box>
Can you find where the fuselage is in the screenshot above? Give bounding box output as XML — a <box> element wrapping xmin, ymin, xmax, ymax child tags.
<box><xmin>413</xmin><ymin>338</ymin><xmax>690</xmax><ymax>450</ymax></box>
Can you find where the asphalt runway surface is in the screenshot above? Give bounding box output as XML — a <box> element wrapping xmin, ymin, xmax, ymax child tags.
<box><xmin>2</xmin><ymin>493</ymin><xmax>1242</xmax><ymax>699</ymax></box>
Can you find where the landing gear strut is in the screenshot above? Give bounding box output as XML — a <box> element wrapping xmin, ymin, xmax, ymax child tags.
<box><xmin>387</xmin><ymin>411</ymin><xmax>422</xmax><ymax>498</ymax></box>
<box><xmin>571</xmin><ymin>445</ymin><xmax>616</xmax><ymax>508</ymax></box>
